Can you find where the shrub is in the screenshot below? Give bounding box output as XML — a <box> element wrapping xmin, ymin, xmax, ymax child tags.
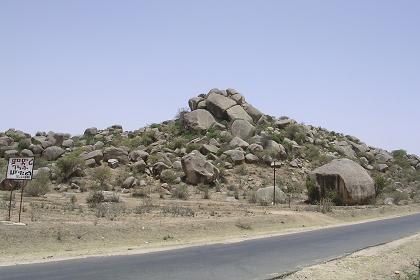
<box><xmin>391</xmin><ymin>191</ymin><xmax>409</xmax><ymax>205</ymax></box>
<box><xmin>392</xmin><ymin>149</ymin><xmax>412</xmax><ymax>169</ymax></box>
<box><xmin>56</xmin><ymin>152</ymin><xmax>84</xmax><ymax>182</ymax></box>
<box><xmin>139</xmin><ymin>131</ymin><xmax>155</xmax><ymax>146</ymax></box>
<box><xmin>172</xmin><ymin>184</ymin><xmax>189</xmax><ymax>200</ymax></box>
<box><xmin>285</xmin><ymin>124</ymin><xmax>307</xmax><ymax>145</ymax></box>
<box><xmin>161</xmin><ymin>205</ymin><xmax>195</xmax><ymax>217</ymax></box>
<box><xmin>317</xmin><ymin>197</ymin><xmax>333</xmax><ymax>213</ymax></box>
<box><xmin>113</xmin><ymin>169</ymin><xmax>131</xmax><ymax>187</ymax></box>
<box><xmin>25</xmin><ymin>172</ymin><xmax>50</xmax><ymax>197</ymax></box>
<box><xmin>86</xmin><ymin>191</ymin><xmax>105</xmax><ymax>208</ymax></box>
<box><xmin>91</xmin><ymin>166</ymin><xmax>112</xmax><ymax>190</ymax></box>
<box><xmin>374</xmin><ymin>175</ymin><xmax>387</xmax><ymax>197</ymax></box>
<box><xmin>160</xmin><ymin>169</ymin><xmax>178</xmax><ymax>184</ymax></box>
<box><xmin>186</xmin><ymin>143</ymin><xmax>201</xmax><ymax>154</ymax></box>
<box><xmin>18</xmin><ymin>138</ymin><xmax>31</xmax><ymax>150</ymax></box>
<box><xmin>306</xmin><ymin>177</ymin><xmax>319</xmax><ymax>204</ymax></box>
<box><xmin>167</xmin><ymin>137</ymin><xmax>187</xmax><ymax>150</ymax></box>
<box><xmin>95</xmin><ymin>203</ymin><xmax>126</xmax><ymax>220</ymax></box>
<box><xmin>198</xmin><ymin>184</ymin><xmax>210</xmax><ymax>199</ymax></box>
<box><xmin>206</xmin><ymin>128</ymin><xmax>220</xmax><ymax>140</ymax></box>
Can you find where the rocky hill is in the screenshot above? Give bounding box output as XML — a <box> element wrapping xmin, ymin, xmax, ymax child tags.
<box><xmin>0</xmin><ymin>88</ymin><xmax>419</xmax><ymax>205</ymax></box>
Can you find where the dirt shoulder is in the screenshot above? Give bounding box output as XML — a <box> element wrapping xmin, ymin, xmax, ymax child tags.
<box><xmin>283</xmin><ymin>233</ymin><xmax>420</xmax><ymax>280</ymax></box>
<box><xmin>1</xmin><ymin>191</ymin><xmax>420</xmax><ymax>267</ymax></box>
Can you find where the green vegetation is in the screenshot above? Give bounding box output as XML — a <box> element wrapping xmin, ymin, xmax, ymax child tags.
<box><xmin>306</xmin><ymin>177</ymin><xmax>320</xmax><ymax>204</ymax></box>
<box><xmin>160</xmin><ymin>169</ymin><xmax>178</xmax><ymax>184</ymax></box>
<box><xmin>285</xmin><ymin>124</ymin><xmax>307</xmax><ymax>145</ymax></box>
<box><xmin>55</xmin><ymin>151</ymin><xmax>84</xmax><ymax>182</ymax></box>
<box><xmin>18</xmin><ymin>138</ymin><xmax>31</xmax><ymax>150</ymax></box>
<box><xmin>25</xmin><ymin>171</ymin><xmax>50</xmax><ymax>197</ymax></box>
<box><xmin>374</xmin><ymin>175</ymin><xmax>387</xmax><ymax>197</ymax></box>
<box><xmin>172</xmin><ymin>184</ymin><xmax>189</xmax><ymax>200</ymax></box>
<box><xmin>91</xmin><ymin>166</ymin><xmax>112</xmax><ymax>190</ymax></box>
<box><xmin>392</xmin><ymin>149</ymin><xmax>412</xmax><ymax>169</ymax></box>
<box><xmin>86</xmin><ymin>191</ymin><xmax>105</xmax><ymax>208</ymax></box>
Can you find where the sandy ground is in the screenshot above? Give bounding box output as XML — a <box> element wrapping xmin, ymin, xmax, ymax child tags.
<box><xmin>283</xmin><ymin>233</ymin><xmax>420</xmax><ymax>280</ymax></box>
<box><xmin>1</xmin><ymin>190</ymin><xmax>420</xmax><ymax>267</ymax></box>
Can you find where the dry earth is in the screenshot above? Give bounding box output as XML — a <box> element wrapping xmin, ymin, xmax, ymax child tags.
<box><xmin>283</xmin><ymin>233</ymin><xmax>420</xmax><ymax>280</ymax></box>
<box><xmin>1</xmin><ymin>189</ymin><xmax>419</xmax><ymax>266</ymax></box>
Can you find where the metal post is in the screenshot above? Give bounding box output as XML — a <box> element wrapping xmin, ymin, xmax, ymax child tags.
<box><xmin>273</xmin><ymin>160</ymin><xmax>276</xmax><ymax>205</ymax></box>
<box><xmin>18</xmin><ymin>181</ymin><xmax>26</xmax><ymax>223</ymax></box>
<box><xmin>8</xmin><ymin>188</ymin><xmax>13</xmax><ymax>221</ymax></box>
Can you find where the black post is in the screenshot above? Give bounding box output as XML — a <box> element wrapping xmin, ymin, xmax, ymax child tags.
<box><xmin>273</xmin><ymin>160</ymin><xmax>276</xmax><ymax>205</ymax></box>
<box><xmin>18</xmin><ymin>181</ymin><xmax>26</xmax><ymax>223</ymax></box>
<box><xmin>8</xmin><ymin>188</ymin><xmax>13</xmax><ymax>221</ymax></box>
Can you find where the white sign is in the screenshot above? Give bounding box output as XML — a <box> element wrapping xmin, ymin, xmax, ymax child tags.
<box><xmin>6</xmin><ymin>157</ymin><xmax>35</xmax><ymax>180</ymax></box>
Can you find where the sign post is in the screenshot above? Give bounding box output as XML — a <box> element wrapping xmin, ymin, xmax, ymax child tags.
<box><xmin>270</xmin><ymin>161</ymin><xmax>281</xmax><ymax>206</ymax></box>
<box><xmin>5</xmin><ymin>157</ymin><xmax>34</xmax><ymax>223</ymax></box>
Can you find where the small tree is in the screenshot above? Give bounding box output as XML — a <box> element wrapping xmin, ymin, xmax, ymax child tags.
<box><xmin>306</xmin><ymin>177</ymin><xmax>320</xmax><ymax>204</ymax></box>
<box><xmin>56</xmin><ymin>152</ymin><xmax>84</xmax><ymax>182</ymax></box>
<box><xmin>374</xmin><ymin>175</ymin><xmax>387</xmax><ymax>197</ymax></box>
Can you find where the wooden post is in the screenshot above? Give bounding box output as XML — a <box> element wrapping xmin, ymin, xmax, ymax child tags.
<box><xmin>18</xmin><ymin>181</ymin><xmax>27</xmax><ymax>223</ymax></box>
<box><xmin>8</xmin><ymin>186</ymin><xmax>13</xmax><ymax>221</ymax></box>
<box><xmin>273</xmin><ymin>160</ymin><xmax>276</xmax><ymax>205</ymax></box>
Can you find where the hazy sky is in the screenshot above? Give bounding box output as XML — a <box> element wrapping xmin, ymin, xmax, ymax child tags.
<box><xmin>0</xmin><ymin>1</ymin><xmax>419</xmax><ymax>155</ymax></box>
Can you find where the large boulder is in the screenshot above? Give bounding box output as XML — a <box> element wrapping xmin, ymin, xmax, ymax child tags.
<box><xmin>0</xmin><ymin>136</ymin><xmax>14</xmax><ymax>147</ymax></box>
<box><xmin>42</xmin><ymin>146</ymin><xmax>65</xmax><ymax>161</ymax></box>
<box><xmin>224</xmin><ymin>149</ymin><xmax>245</xmax><ymax>164</ymax></box>
<box><xmin>81</xmin><ymin>150</ymin><xmax>103</xmax><ymax>163</ymax></box>
<box><xmin>230</xmin><ymin>119</ymin><xmax>255</xmax><ymax>140</ymax></box>
<box><xmin>129</xmin><ymin>150</ymin><xmax>149</xmax><ymax>162</ymax></box>
<box><xmin>181</xmin><ymin>151</ymin><xmax>219</xmax><ymax>185</ymax></box>
<box><xmin>275</xmin><ymin>118</ymin><xmax>294</xmax><ymax>129</ymax></box>
<box><xmin>264</xmin><ymin>140</ymin><xmax>287</xmax><ymax>159</ymax></box>
<box><xmin>256</xmin><ymin>186</ymin><xmax>287</xmax><ymax>205</ymax></box>
<box><xmin>242</xmin><ymin>103</ymin><xmax>263</xmax><ymax>123</ymax></box>
<box><xmin>188</xmin><ymin>97</ymin><xmax>204</xmax><ymax>111</ymax></box>
<box><xmin>229</xmin><ymin>137</ymin><xmax>249</xmax><ymax>149</ymax></box>
<box><xmin>334</xmin><ymin>141</ymin><xmax>356</xmax><ymax>158</ymax></box>
<box><xmin>84</xmin><ymin>127</ymin><xmax>98</xmax><ymax>137</ymax></box>
<box><xmin>226</xmin><ymin>105</ymin><xmax>253</xmax><ymax>122</ymax></box>
<box><xmin>184</xmin><ymin>109</ymin><xmax>217</xmax><ymax>131</ymax></box>
<box><xmin>103</xmin><ymin>147</ymin><xmax>129</xmax><ymax>163</ymax></box>
<box><xmin>206</xmin><ymin>93</ymin><xmax>236</xmax><ymax>120</ymax></box>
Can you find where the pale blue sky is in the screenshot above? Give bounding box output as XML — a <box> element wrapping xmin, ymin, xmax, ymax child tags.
<box><xmin>0</xmin><ymin>1</ymin><xmax>419</xmax><ymax>154</ymax></box>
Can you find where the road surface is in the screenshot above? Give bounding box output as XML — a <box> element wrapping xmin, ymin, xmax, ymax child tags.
<box><xmin>1</xmin><ymin>213</ymin><xmax>420</xmax><ymax>280</ymax></box>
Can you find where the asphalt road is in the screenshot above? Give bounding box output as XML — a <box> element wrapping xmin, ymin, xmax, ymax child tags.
<box><xmin>1</xmin><ymin>213</ymin><xmax>420</xmax><ymax>280</ymax></box>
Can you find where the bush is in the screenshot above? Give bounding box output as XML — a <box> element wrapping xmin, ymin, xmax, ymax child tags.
<box><xmin>161</xmin><ymin>205</ymin><xmax>195</xmax><ymax>217</ymax></box>
<box><xmin>374</xmin><ymin>175</ymin><xmax>387</xmax><ymax>197</ymax></box>
<box><xmin>137</xmin><ymin>131</ymin><xmax>155</xmax><ymax>146</ymax></box>
<box><xmin>25</xmin><ymin>172</ymin><xmax>50</xmax><ymax>197</ymax></box>
<box><xmin>167</xmin><ymin>137</ymin><xmax>187</xmax><ymax>150</ymax></box>
<box><xmin>91</xmin><ymin>166</ymin><xmax>112</xmax><ymax>190</ymax></box>
<box><xmin>172</xmin><ymin>184</ymin><xmax>189</xmax><ymax>200</ymax></box>
<box><xmin>285</xmin><ymin>124</ymin><xmax>307</xmax><ymax>145</ymax></box>
<box><xmin>392</xmin><ymin>149</ymin><xmax>412</xmax><ymax>169</ymax></box>
<box><xmin>86</xmin><ymin>191</ymin><xmax>105</xmax><ymax>208</ymax></box>
<box><xmin>95</xmin><ymin>203</ymin><xmax>126</xmax><ymax>220</ymax></box>
<box><xmin>56</xmin><ymin>152</ymin><xmax>84</xmax><ymax>182</ymax></box>
<box><xmin>186</xmin><ymin>143</ymin><xmax>201</xmax><ymax>154</ymax></box>
<box><xmin>317</xmin><ymin>197</ymin><xmax>333</xmax><ymax>213</ymax></box>
<box><xmin>160</xmin><ymin>169</ymin><xmax>178</xmax><ymax>184</ymax></box>
<box><xmin>306</xmin><ymin>177</ymin><xmax>319</xmax><ymax>204</ymax></box>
